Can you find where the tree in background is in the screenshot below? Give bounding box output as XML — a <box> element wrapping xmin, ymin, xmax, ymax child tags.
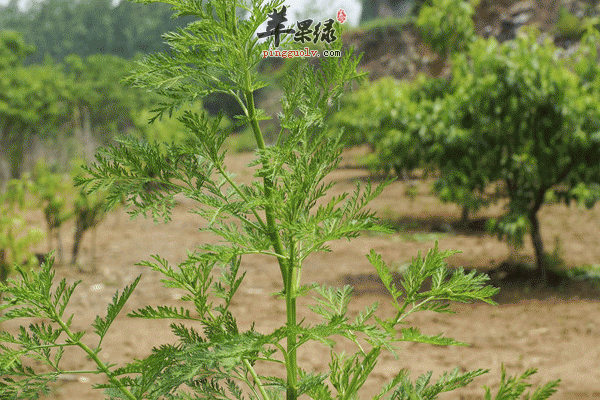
<box><xmin>414</xmin><ymin>0</ymin><xmax>500</xmax><ymax>223</ymax></box>
<box><xmin>70</xmin><ymin>161</ymin><xmax>110</xmax><ymax>270</ymax></box>
<box><xmin>61</xmin><ymin>53</ymin><xmax>156</xmax><ymax>158</ymax></box>
<box><xmin>416</xmin><ymin>0</ymin><xmax>479</xmax><ymax>58</ymax></box>
<box><xmin>430</xmin><ymin>27</ymin><xmax>600</xmax><ymax>280</ymax></box>
<box><xmin>0</xmin><ymin>0</ymin><xmax>23</xmax><ymax>31</ymax></box>
<box><xmin>30</xmin><ymin>160</ymin><xmax>73</xmax><ymax>265</ymax></box>
<box><xmin>0</xmin><ymin>30</ymin><xmax>36</xmax><ymax>181</ymax></box>
<box><xmin>0</xmin><ymin>28</ymin><xmax>160</xmax><ymax>187</ymax></box>
<box><xmin>336</xmin><ymin>0</ymin><xmax>479</xmax><ymax>180</ymax></box>
<box><xmin>337</xmin><ymin>3</ymin><xmax>600</xmax><ymax>281</ymax></box>
<box><xmin>359</xmin><ymin>0</ymin><xmax>419</xmax><ymax>25</ymax></box>
<box><xmin>0</xmin><ymin>31</ymin><xmax>71</xmax><ymax>181</ymax></box>
<box><xmin>330</xmin><ymin>75</ymin><xmax>445</xmax><ymax>178</ymax></box>
<box><xmin>416</xmin><ymin>0</ymin><xmax>479</xmax><ymax>76</ymax></box>
<box><xmin>0</xmin><ymin>0</ymin><xmax>196</xmax><ymax>63</ymax></box>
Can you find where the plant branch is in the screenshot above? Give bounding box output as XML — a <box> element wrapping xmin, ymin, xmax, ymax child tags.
<box><xmin>51</xmin><ymin>311</ymin><xmax>137</xmax><ymax>400</ymax></box>
<box><xmin>212</xmin><ymin>160</ymin><xmax>268</xmax><ymax>232</ymax></box>
<box><xmin>394</xmin><ymin>296</ymin><xmax>436</xmax><ymax>326</ymax></box>
<box><xmin>243</xmin><ymin>358</ymin><xmax>270</xmax><ymax>400</ymax></box>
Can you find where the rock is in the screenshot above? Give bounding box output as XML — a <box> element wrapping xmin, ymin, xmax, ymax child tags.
<box><xmin>57</xmin><ymin>374</ymin><xmax>78</xmax><ymax>382</ymax></box>
<box><xmin>508</xmin><ymin>0</ymin><xmax>535</xmax><ymax>17</ymax></box>
<box><xmin>497</xmin><ymin>0</ymin><xmax>536</xmax><ymax>42</ymax></box>
<box><xmin>482</xmin><ymin>25</ymin><xmax>495</xmax><ymax>39</ymax></box>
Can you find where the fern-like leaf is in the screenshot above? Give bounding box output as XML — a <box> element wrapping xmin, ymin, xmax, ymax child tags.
<box><xmin>93</xmin><ymin>275</ymin><xmax>141</xmax><ymax>349</ymax></box>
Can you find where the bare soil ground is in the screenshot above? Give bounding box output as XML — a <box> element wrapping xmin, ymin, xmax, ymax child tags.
<box><xmin>8</xmin><ymin>147</ymin><xmax>600</xmax><ymax>399</ymax></box>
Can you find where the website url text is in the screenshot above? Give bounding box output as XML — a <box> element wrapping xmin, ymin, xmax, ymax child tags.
<box><xmin>261</xmin><ymin>47</ymin><xmax>341</xmax><ymax>59</ymax></box>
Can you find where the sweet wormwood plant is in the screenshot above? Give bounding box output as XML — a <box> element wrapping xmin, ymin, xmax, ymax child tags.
<box><xmin>0</xmin><ymin>0</ymin><xmax>560</xmax><ymax>399</ymax></box>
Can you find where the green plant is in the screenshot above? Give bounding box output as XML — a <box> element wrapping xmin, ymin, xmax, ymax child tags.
<box><xmin>0</xmin><ymin>177</ymin><xmax>44</xmax><ymax>282</ymax></box>
<box><xmin>424</xmin><ymin>26</ymin><xmax>600</xmax><ymax>280</ymax></box>
<box><xmin>553</xmin><ymin>5</ymin><xmax>587</xmax><ymax>39</ymax></box>
<box><xmin>0</xmin><ymin>0</ymin><xmax>560</xmax><ymax>399</ymax></box>
<box><xmin>70</xmin><ymin>161</ymin><xmax>110</xmax><ymax>268</ymax></box>
<box><xmin>30</xmin><ymin>160</ymin><xmax>74</xmax><ymax>265</ymax></box>
<box><xmin>416</xmin><ymin>0</ymin><xmax>479</xmax><ymax>60</ymax></box>
<box><xmin>330</xmin><ymin>75</ymin><xmax>444</xmax><ymax>178</ymax></box>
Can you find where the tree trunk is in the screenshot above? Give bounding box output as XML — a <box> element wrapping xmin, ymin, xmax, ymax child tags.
<box><xmin>0</xmin><ymin>153</ymin><xmax>8</xmax><ymax>192</ymax></box>
<box><xmin>55</xmin><ymin>229</ymin><xmax>63</xmax><ymax>265</ymax></box>
<box><xmin>528</xmin><ymin>211</ymin><xmax>547</xmax><ymax>283</ymax></box>
<box><xmin>360</xmin><ymin>0</ymin><xmax>378</xmax><ymax>24</ymax></box>
<box><xmin>0</xmin><ymin>249</ymin><xmax>8</xmax><ymax>283</ymax></box>
<box><xmin>71</xmin><ymin>224</ymin><xmax>85</xmax><ymax>265</ymax></box>
<box><xmin>81</xmin><ymin>106</ymin><xmax>94</xmax><ymax>162</ymax></box>
<box><xmin>0</xmin><ymin>120</ymin><xmax>12</xmax><ymax>190</ymax></box>
<box><xmin>460</xmin><ymin>206</ymin><xmax>470</xmax><ymax>226</ymax></box>
<box><xmin>91</xmin><ymin>226</ymin><xmax>97</xmax><ymax>272</ymax></box>
<box><xmin>8</xmin><ymin>127</ymin><xmax>25</xmax><ymax>179</ymax></box>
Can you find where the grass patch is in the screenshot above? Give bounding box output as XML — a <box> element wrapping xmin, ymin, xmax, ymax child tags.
<box><xmin>562</xmin><ymin>264</ymin><xmax>600</xmax><ymax>281</ymax></box>
<box><xmin>355</xmin><ymin>16</ymin><xmax>411</xmax><ymax>34</ymax></box>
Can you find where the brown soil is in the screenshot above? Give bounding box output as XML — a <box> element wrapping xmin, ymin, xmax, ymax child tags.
<box><xmin>7</xmin><ymin>147</ymin><xmax>600</xmax><ymax>399</ymax></box>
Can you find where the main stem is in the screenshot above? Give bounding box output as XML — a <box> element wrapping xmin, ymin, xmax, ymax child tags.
<box><xmin>244</xmin><ymin>85</ymin><xmax>298</xmax><ymax>400</ymax></box>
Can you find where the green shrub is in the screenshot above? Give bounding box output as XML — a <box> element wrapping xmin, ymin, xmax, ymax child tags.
<box><xmin>430</xmin><ymin>27</ymin><xmax>600</xmax><ymax>278</ymax></box>
<box><xmin>30</xmin><ymin>160</ymin><xmax>73</xmax><ymax>265</ymax></box>
<box><xmin>554</xmin><ymin>5</ymin><xmax>587</xmax><ymax>39</ymax></box>
<box><xmin>331</xmin><ymin>74</ymin><xmax>450</xmax><ymax>177</ymax></box>
<box><xmin>0</xmin><ymin>177</ymin><xmax>44</xmax><ymax>282</ymax></box>
<box><xmin>416</xmin><ymin>0</ymin><xmax>479</xmax><ymax>59</ymax></box>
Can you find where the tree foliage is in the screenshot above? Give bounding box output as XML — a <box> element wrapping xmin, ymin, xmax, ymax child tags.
<box><xmin>0</xmin><ymin>0</ymin><xmax>196</xmax><ymax>63</ymax></box>
<box><xmin>432</xmin><ymin>27</ymin><xmax>600</xmax><ymax>277</ymax></box>
<box><xmin>338</xmin><ymin>5</ymin><xmax>600</xmax><ymax>280</ymax></box>
<box><xmin>0</xmin><ymin>30</ymin><xmax>71</xmax><ymax>179</ymax></box>
<box><xmin>416</xmin><ymin>0</ymin><xmax>479</xmax><ymax>59</ymax></box>
<box><xmin>331</xmin><ymin>74</ymin><xmax>449</xmax><ymax>178</ymax></box>
<box><xmin>62</xmin><ymin>53</ymin><xmax>159</xmax><ymax>142</ymax></box>
<box><xmin>0</xmin><ymin>177</ymin><xmax>44</xmax><ymax>282</ymax></box>
<box><xmin>0</xmin><ymin>29</ymin><xmax>162</xmax><ymax>184</ymax></box>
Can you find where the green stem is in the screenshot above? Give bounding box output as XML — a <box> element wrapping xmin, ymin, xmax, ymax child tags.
<box><xmin>26</xmin><ymin>342</ymin><xmax>76</xmax><ymax>350</ymax></box>
<box><xmin>56</xmin><ymin>370</ymin><xmax>98</xmax><ymax>374</ymax></box>
<box><xmin>244</xmin><ymin>75</ymin><xmax>298</xmax><ymax>399</ymax></box>
<box><xmin>244</xmin><ymin>88</ymin><xmax>287</xmax><ymax>280</ymax></box>
<box><xmin>394</xmin><ymin>296</ymin><xmax>435</xmax><ymax>326</ymax></box>
<box><xmin>52</xmin><ymin>313</ymin><xmax>137</xmax><ymax>400</ymax></box>
<box><xmin>286</xmin><ymin>242</ymin><xmax>299</xmax><ymax>400</ymax></box>
<box><xmin>243</xmin><ymin>359</ymin><xmax>270</xmax><ymax>400</ymax></box>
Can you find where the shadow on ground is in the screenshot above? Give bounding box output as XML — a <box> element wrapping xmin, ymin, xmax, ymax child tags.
<box><xmin>380</xmin><ymin>215</ymin><xmax>490</xmax><ymax>236</ymax></box>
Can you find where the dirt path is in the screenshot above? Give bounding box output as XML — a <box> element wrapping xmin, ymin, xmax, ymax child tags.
<box><xmin>7</xmin><ymin>148</ymin><xmax>600</xmax><ymax>399</ymax></box>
